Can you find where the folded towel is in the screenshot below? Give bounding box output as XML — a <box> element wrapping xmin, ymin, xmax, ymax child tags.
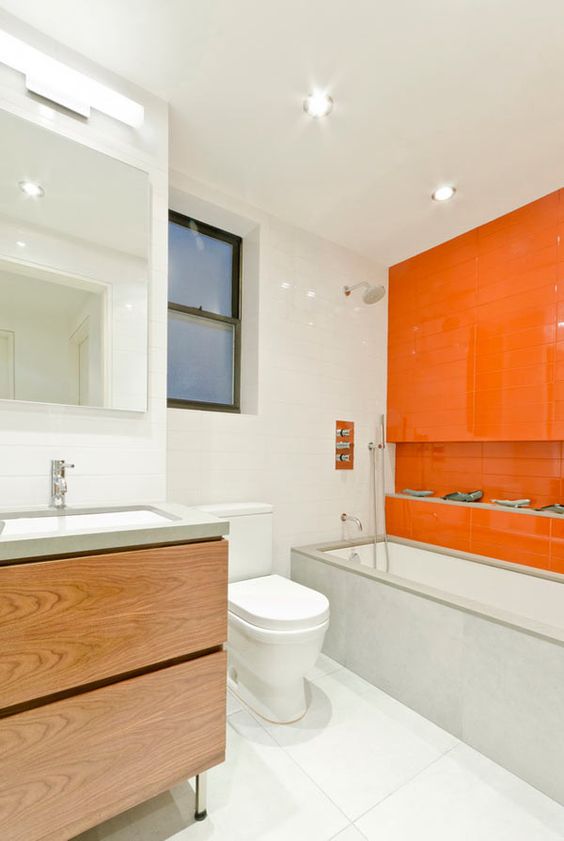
<box><xmin>443</xmin><ymin>490</ymin><xmax>483</xmax><ymax>503</ymax></box>
<box><xmin>401</xmin><ymin>488</ymin><xmax>434</xmax><ymax>497</ymax></box>
<box><xmin>492</xmin><ymin>498</ymin><xmax>531</xmax><ymax>508</ymax></box>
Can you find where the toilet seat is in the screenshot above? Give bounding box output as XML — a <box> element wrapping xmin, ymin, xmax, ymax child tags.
<box><xmin>229</xmin><ymin>609</ymin><xmax>329</xmax><ymax>645</ymax></box>
<box><xmin>228</xmin><ymin>574</ymin><xmax>330</xmax><ymax>632</ymax></box>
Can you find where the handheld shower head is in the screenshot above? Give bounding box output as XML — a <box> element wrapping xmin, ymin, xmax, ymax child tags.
<box><xmin>344</xmin><ymin>281</ymin><xmax>386</xmax><ymax>305</ymax></box>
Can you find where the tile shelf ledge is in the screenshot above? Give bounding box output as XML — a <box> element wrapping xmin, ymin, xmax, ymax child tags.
<box><xmin>388</xmin><ymin>493</ymin><xmax>564</xmax><ymax>521</ymax></box>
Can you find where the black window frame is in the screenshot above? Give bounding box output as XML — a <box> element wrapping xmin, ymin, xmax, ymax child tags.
<box><xmin>167</xmin><ymin>210</ymin><xmax>242</xmax><ymax>413</ymax></box>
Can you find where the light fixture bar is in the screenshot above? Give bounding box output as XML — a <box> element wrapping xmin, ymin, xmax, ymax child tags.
<box><xmin>0</xmin><ymin>29</ymin><xmax>144</xmax><ymax>128</ymax></box>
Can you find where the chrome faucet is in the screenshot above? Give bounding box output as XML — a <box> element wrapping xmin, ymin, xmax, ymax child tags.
<box><xmin>340</xmin><ymin>512</ymin><xmax>363</xmax><ymax>531</ymax></box>
<box><xmin>50</xmin><ymin>459</ymin><xmax>75</xmax><ymax>509</ymax></box>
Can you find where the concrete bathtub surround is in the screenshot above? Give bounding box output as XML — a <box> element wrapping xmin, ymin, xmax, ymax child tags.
<box><xmin>292</xmin><ymin>537</ymin><xmax>564</xmax><ymax>805</ymax></box>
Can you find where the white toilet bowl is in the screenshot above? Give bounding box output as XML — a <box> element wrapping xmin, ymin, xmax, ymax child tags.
<box><xmin>228</xmin><ymin>574</ymin><xmax>329</xmax><ymax>723</ymax></box>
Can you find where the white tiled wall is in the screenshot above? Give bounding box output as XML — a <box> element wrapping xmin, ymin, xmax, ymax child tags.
<box><xmin>0</xmin><ymin>12</ymin><xmax>168</xmax><ymax>508</ymax></box>
<box><xmin>168</xmin><ymin>173</ymin><xmax>390</xmax><ymax>575</ymax></box>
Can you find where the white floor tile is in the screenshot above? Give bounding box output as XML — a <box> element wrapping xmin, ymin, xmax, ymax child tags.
<box><xmin>329</xmin><ymin>826</ymin><xmax>367</xmax><ymax>841</ymax></box>
<box><xmin>75</xmin><ymin>711</ymin><xmax>348</xmax><ymax>841</ymax></box>
<box><xmin>73</xmin><ymin>667</ymin><xmax>564</xmax><ymax>841</ymax></box>
<box><xmin>306</xmin><ymin>653</ymin><xmax>343</xmax><ymax>681</ymax></box>
<box><xmin>258</xmin><ymin>667</ymin><xmax>457</xmax><ymax>821</ymax></box>
<box><xmin>226</xmin><ymin>688</ymin><xmax>243</xmax><ymax>716</ymax></box>
<box><xmin>356</xmin><ymin>743</ymin><xmax>564</xmax><ymax>841</ymax></box>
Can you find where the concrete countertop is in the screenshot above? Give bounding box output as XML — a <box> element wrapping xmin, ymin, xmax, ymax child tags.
<box><xmin>0</xmin><ymin>502</ymin><xmax>228</xmax><ymax>565</ymax></box>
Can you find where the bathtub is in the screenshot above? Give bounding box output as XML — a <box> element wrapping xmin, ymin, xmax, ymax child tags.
<box><xmin>324</xmin><ymin>539</ymin><xmax>564</xmax><ymax>634</ymax></box>
<box><xmin>291</xmin><ymin>535</ymin><xmax>564</xmax><ymax>804</ymax></box>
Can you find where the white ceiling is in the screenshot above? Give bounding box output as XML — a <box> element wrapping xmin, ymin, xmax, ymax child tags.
<box><xmin>2</xmin><ymin>0</ymin><xmax>564</xmax><ymax>265</ymax></box>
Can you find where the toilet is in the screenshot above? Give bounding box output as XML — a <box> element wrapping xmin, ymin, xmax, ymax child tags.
<box><xmin>197</xmin><ymin>503</ymin><xmax>329</xmax><ymax>724</ymax></box>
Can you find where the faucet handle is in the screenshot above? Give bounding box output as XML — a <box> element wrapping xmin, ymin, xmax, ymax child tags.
<box><xmin>51</xmin><ymin>459</ymin><xmax>75</xmax><ymax>474</ymax></box>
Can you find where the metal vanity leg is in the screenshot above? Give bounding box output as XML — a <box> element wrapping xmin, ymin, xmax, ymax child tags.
<box><xmin>194</xmin><ymin>773</ymin><xmax>208</xmax><ymax>821</ymax></box>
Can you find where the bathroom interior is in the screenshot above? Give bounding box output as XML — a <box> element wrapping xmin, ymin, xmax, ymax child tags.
<box><xmin>0</xmin><ymin>3</ymin><xmax>563</xmax><ymax>840</ymax></box>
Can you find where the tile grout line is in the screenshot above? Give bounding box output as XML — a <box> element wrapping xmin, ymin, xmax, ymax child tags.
<box><xmin>352</xmin><ymin>744</ymin><xmax>459</xmax><ymax>827</ymax></box>
<box><xmin>244</xmin><ymin>664</ymin><xmax>456</xmax><ymax>837</ymax></box>
<box><xmin>327</xmin><ymin>823</ymin><xmax>367</xmax><ymax>841</ymax></box>
<box><xmin>231</xmin><ymin>671</ymin><xmax>357</xmax><ymax>838</ymax></box>
<box><xmin>271</xmin><ymin>666</ymin><xmax>460</xmax><ymax>823</ymax></box>
<box><xmin>231</xmin><ymin>664</ymin><xmax>458</xmax><ymax>839</ymax></box>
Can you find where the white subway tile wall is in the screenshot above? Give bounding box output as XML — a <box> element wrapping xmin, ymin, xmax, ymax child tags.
<box><xmin>167</xmin><ymin>173</ymin><xmax>391</xmax><ymax>575</ymax></box>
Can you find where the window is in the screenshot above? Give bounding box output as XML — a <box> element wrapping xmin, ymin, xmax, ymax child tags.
<box><xmin>167</xmin><ymin>211</ymin><xmax>242</xmax><ymax>411</ymax></box>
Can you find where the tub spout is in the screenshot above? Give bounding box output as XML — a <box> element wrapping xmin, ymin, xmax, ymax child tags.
<box><xmin>340</xmin><ymin>513</ymin><xmax>363</xmax><ymax>531</ymax></box>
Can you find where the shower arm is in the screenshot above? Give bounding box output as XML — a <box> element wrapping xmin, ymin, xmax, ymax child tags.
<box><xmin>343</xmin><ymin>281</ymin><xmax>369</xmax><ymax>297</ymax></box>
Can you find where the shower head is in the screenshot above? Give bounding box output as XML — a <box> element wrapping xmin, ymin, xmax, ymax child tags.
<box><xmin>343</xmin><ymin>281</ymin><xmax>386</xmax><ymax>305</ymax></box>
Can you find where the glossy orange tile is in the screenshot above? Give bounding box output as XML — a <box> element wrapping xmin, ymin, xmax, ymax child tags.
<box><xmin>482</xmin><ymin>441</ymin><xmax>561</xmax><ymax>460</ymax></box>
<box><xmin>558</xmin><ymin>189</ymin><xmax>564</xmax><ymax>223</ymax></box>
<box><xmin>428</xmin><ymin>442</ymin><xmax>483</xmax><ymax>458</ymax></box>
<box><xmin>482</xmin><ymin>476</ymin><xmax>560</xmax><ymax>506</ymax></box>
<box><xmin>487</xmin><ymin>323</ymin><xmax>555</xmax><ymax>354</ymax></box>
<box><xmin>478</xmin><ymin>233</ymin><xmax>558</xmax><ymax>279</ymax></box>
<box><xmin>476</xmin><ymin>344</ymin><xmax>554</xmax><ymax>375</ymax></box>
<box><xmin>477</xmin><ymin>257</ymin><xmax>558</xmax><ymax>307</ymax></box>
<box><xmin>476</xmin><ymin>289</ymin><xmax>556</xmax><ymax>331</ymax></box>
<box><xmin>388</xmin><ymin>188</ymin><xmax>563</xmax><ymax>444</ymax></box>
<box><xmin>549</xmin><ymin>518</ymin><xmax>564</xmax><ymax>573</ymax></box>
<box><xmin>390</xmin><ymin>230</ymin><xmax>478</xmax><ymax>284</ymax></box>
<box><xmin>470</xmin><ymin>508</ymin><xmax>550</xmax><ymax>568</ymax></box>
<box><xmin>385</xmin><ymin>497</ymin><xmax>411</xmax><ymax>538</ymax></box>
<box><xmin>475</xmin><ymin>363</ymin><xmax>554</xmax><ymax>391</ymax></box>
<box><xmin>477</xmin><ymin>192</ymin><xmax>559</xmax><ymax>253</ymax></box>
<box><xmin>483</xmin><ymin>456</ymin><xmax>561</xmax><ymax>478</ymax></box>
<box><xmin>409</xmin><ymin>501</ymin><xmax>472</xmax><ymax>552</ymax></box>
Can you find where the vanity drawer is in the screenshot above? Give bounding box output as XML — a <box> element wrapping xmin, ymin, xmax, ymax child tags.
<box><xmin>0</xmin><ymin>650</ymin><xmax>226</xmax><ymax>841</ymax></box>
<box><xmin>0</xmin><ymin>540</ymin><xmax>227</xmax><ymax>712</ymax></box>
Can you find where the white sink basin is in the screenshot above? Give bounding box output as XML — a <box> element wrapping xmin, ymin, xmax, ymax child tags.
<box><xmin>0</xmin><ymin>507</ymin><xmax>175</xmax><ymax>538</ymax></box>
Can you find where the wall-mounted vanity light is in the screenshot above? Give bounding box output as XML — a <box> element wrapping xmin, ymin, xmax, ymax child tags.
<box><xmin>0</xmin><ymin>29</ymin><xmax>144</xmax><ymax>127</ymax></box>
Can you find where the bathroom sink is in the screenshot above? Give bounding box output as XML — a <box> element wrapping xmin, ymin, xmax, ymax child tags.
<box><xmin>0</xmin><ymin>506</ymin><xmax>176</xmax><ymax>538</ymax></box>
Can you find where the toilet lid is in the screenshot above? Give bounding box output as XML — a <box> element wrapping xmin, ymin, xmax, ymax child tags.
<box><xmin>228</xmin><ymin>574</ymin><xmax>330</xmax><ymax>632</ymax></box>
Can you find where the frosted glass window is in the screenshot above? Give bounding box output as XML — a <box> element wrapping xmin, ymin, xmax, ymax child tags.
<box><xmin>169</xmin><ymin>220</ymin><xmax>234</xmax><ymax>316</ymax></box>
<box><xmin>167</xmin><ymin>311</ymin><xmax>234</xmax><ymax>405</ymax></box>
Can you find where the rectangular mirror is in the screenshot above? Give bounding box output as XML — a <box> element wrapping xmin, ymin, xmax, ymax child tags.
<box><xmin>0</xmin><ymin>109</ymin><xmax>149</xmax><ymax>411</ymax></box>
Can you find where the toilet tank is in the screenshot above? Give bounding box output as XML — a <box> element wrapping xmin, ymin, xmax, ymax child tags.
<box><xmin>196</xmin><ymin>503</ymin><xmax>273</xmax><ymax>582</ymax></box>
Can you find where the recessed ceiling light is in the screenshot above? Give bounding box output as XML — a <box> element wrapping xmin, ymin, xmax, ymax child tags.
<box><xmin>432</xmin><ymin>185</ymin><xmax>456</xmax><ymax>202</ymax></box>
<box><xmin>16</xmin><ymin>240</ymin><xmax>26</xmax><ymax>247</ymax></box>
<box><xmin>19</xmin><ymin>180</ymin><xmax>44</xmax><ymax>198</ymax></box>
<box><xmin>303</xmin><ymin>91</ymin><xmax>334</xmax><ymax>118</ymax></box>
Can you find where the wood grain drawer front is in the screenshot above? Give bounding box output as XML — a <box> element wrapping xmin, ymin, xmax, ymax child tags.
<box><xmin>0</xmin><ymin>540</ymin><xmax>227</xmax><ymax>712</ymax></box>
<box><xmin>0</xmin><ymin>651</ymin><xmax>227</xmax><ymax>841</ymax></box>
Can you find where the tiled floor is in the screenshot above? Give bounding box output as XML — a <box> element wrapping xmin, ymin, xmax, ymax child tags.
<box><xmin>75</xmin><ymin>655</ymin><xmax>564</xmax><ymax>841</ymax></box>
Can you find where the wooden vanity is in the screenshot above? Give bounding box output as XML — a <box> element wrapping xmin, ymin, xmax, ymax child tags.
<box><xmin>0</xmin><ymin>535</ymin><xmax>228</xmax><ymax>841</ymax></box>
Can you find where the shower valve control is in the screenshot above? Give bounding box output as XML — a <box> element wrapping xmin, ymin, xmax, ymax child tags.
<box><xmin>335</xmin><ymin>420</ymin><xmax>355</xmax><ymax>470</ymax></box>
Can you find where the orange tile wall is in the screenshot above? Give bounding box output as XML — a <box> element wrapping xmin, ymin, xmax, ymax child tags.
<box><xmin>390</xmin><ymin>441</ymin><xmax>564</xmax><ymax>572</ymax></box>
<box><xmin>386</xmin><ymin>496</ymin><xmax>563</xmax><ymax>574</ymax></box>
<box><xmin>386</xmin><ymin>189</ymin><xmax>564</xmax><ymax>573</ymax></box>
<box><xmin>387</xmin><ymin>189</ymin><xmax>564</xmax><ymax>442</ymax></box>
<box><xmin>395</xmin><ymin>441</ymin><xmax>562</xmax><ymax>510</ymax></box>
